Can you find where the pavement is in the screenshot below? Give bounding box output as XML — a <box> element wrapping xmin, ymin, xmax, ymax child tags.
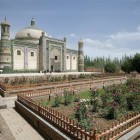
<box><xmin>0</xmin><ymin>72</ymin><xmax>99</xmax><ymax>78</ymax></box>
<box><xmin>0</xmin><ymin>96</ymin><xmax>44</xmax><ymax>140</ymax></box>
<box><xmin>118</xmin><ymin>126</ymin><xmax>140</xmax><ymax>140</ymax></box>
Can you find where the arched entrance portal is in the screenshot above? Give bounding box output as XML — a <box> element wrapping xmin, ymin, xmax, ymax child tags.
<box><xmin>50</xmin><ymin>49</ymin><xmax>61</xmax><ymax>72</ymax></box>
<box><xmin>51</xmin><ymin>65</ymin><xmax>53</xmax><ymax>72</ymax></box>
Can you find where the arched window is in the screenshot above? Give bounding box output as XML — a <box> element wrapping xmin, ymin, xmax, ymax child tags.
<box><xmin>17</xmin><ymin>50</ymin><xmax>21</xmax><ymax>55</ymax></box>
<box><xmin>31</xmin><ymin>52</ymin><xmax>34</xmax><ymax>56</ymax></box>
<box><xmin>55</xmin><ymin>56</ymin><xmax>57</xmax><ymax>60</ymax></box>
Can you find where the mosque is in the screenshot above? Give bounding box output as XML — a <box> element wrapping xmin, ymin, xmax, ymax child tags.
<box><xmin>0</xmin><ymin>18</ymin><xmax>84</xmax><ymax>73</ymax></box>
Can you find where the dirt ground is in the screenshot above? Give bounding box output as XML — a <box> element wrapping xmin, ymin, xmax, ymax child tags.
<box><xmin>51</xmin><ymin>103</ymin><xmax>115</xmax><ymax>131</ymax></box>
<box><xmin>0</xmin><ymin>114</ymin><xmax>15</xmax><ymax>140</ymax></box>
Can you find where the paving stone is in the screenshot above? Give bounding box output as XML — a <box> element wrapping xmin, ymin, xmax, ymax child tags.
<box><xmin>0</xmin><ymin>108</ymin><xmax>44</xmax><ymax>140</ymax></box>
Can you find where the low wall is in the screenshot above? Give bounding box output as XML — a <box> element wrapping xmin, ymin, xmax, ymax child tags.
<box><xmin>0</xmin><ymin>76</ymin><xmax>127</xmax><ymax>97</ymax></box>
<box><xmin>15</xmin><ymin>101</ymin><xmax>72</xmax><ymax>140</ymax></box>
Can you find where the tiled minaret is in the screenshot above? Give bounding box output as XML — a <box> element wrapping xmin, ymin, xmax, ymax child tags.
<box><xmin>78</xmin><ymin>39</ymin><xmax>84</xmax><ymax>72</ymax></box>
<box><xmin>0</xmin><ymin>17</ymin><xmax>11</xmax><ymax>69</ymax></box>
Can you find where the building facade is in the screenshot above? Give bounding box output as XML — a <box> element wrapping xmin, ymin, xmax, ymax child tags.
<box><xmin>0</xmin><ymin>18</ymin><xmax>84</xmax><ymax>72</ymax></box>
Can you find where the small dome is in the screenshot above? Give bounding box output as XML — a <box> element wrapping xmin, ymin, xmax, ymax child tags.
<box><xmin>15</xmin><ymin>19</ymin><xmax>47</xmax><ymax>42</ymax></box>
<box><xmin>1</xmin><ymin>17</ymin><xmax>10</xmax><ymax>26</ymax></box>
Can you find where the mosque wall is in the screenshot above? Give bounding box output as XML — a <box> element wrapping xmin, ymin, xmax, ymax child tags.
<box><xmin>0</xmin><ymin>19</ymin><xmax>84</xmax><ymax>72</ymax></box>
<box><xmin>66</xmin><ymin>49</ymin><xmax>78</xmax><ymax>71</ymax></box>
<box><xmin>13</xmin><ymin>44</ymin><xmax>37</xmax><ymax>70</ymax></box>
<box><xmin>71</xmin><ymin>54</ymin><xmax>77</xmax><ymax>70</ymax></box>
<box><xmin>27</xmin><ymin>50</ymin><xmax>37</xmax><ymax>69</ymax></box>
<box><xmin>13</xmin><ymin>47</ymin><xmax>24</xmax><ymax>69</ymax></box>
<box><xmin>66</xmin><ymin>53</ymin><xmax>70</xmax><ymax>70</ymax></box>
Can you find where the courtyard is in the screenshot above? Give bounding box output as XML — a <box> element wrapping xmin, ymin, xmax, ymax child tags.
<box><xmin>0</xmin><ymin>72</ymin><xmax>140</xmax><ymax>140</ymax></box>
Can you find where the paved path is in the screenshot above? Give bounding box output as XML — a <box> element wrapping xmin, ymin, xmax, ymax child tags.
<box><xmin>0</xmin><ymin>72</ymin><xmax>97</xmax><ymax>78</ymax></box>
<box><xmin>0</xmin><ymin>96</ymin><xmax>44</xmax><ymax>140</ymax></box>
<box><xmin>0</xmin><ymin>108</ymin><xmax>44</xmax><ymax>140</ymax></box>
<box><xmin>0</xmin><ymin>112</ymin><xmax>15</xmax><ymax>140</ymax></box>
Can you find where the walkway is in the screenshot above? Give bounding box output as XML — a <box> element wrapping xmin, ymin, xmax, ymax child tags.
<box><xmin>0</xmin><ymin>72</ymin><xmax>98</xmax><ymax>78</ymax></box>
<box><xmin>0</xmin><ymin>96</ymin><xmax>44</xmax><ymax>140</ymax></box>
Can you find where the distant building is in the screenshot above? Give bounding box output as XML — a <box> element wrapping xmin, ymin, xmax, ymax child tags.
<box><xmin>0</xmin><ymin>18</ymin><xmax>84</xmax><ymax>72</ymax></box>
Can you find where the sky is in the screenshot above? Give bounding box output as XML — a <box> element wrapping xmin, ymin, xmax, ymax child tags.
<box><xmin>0</xmin><ymin>0</ymin><xmax>140</xmax><ymax>59</ymax></box>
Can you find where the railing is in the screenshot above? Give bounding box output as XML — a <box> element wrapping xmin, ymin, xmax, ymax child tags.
<box><xmin>18</xmin><ymin>95</ymin><xmax>94</xmax><ymax>140</ymax></box>
<box><xmin>0</xmin><ymin>76</ymin><xmax>127</xmax><ymax>91</ymax></box>
<box><xmin>96</xmin><ymin>112</ymin><xmax>140</xmax><ymax>140</ymax></box>
<box><xmin>19</xmin><ymin>77</ymin><xmax>127</xmax><ymax>97</ymax></box>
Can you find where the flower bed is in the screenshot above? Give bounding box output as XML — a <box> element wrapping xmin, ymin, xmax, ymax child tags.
<box><xmin>37</xmin><ymin>79</ymin><xmax>140</xmax><ymax>132</ymax></box>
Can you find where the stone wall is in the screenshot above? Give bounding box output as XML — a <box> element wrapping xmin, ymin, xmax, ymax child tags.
<box><xmin>15</xmin><ymin>101</ymin><xmax>72</xmax><ymax>140</ymax></box>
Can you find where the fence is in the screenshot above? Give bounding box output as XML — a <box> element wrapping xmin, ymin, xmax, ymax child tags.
<box><xmin>0</xmin><ymin>76</ymin><xmax>126</xmax><ymax>91</ymax></box>
<box><xmin>18</xmin><ymin>94</ymin><xmax>94</xmax><ymax>140</ymax></box>
<box><xmin>17</xmin><ymin>77</ymin><xmax>140</xmax><ymax>140</ymax></box>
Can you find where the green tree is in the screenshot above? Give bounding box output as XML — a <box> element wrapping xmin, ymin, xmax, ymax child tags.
<box><xmin>104</xmin><ymin>62</ymin><xmax>116</xmax><ymax>73</ymax></box>
<box><xmin>121</xmin><ymin>57</ymin><xmax>133</xmax><ymax>73</ymax></box>
<box><xmin>132</xmin><ymin>53</ymin><xmax>140</xmax><ymax>73</ymax></box>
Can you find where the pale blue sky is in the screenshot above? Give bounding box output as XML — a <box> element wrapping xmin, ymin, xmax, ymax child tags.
<box><xmin>0</xmin><ymin>0</ymin><xmax>140</xmax><ymax>58</ymax></box>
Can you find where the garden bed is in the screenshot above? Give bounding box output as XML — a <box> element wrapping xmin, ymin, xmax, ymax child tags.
<box><xmin>0</xmin><ymin>73</ymin><xmax>126</xmax><ymax>91</ymax></box>
<box><xmin>35</xmin><ymin>79</ymin><xmax>140</xmax><ymax>132</ymax></box>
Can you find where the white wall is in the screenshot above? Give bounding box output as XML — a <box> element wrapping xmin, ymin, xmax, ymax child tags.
<box><xmin>71</xmin><ymin>55</ymin><xmax>77</xmax><ymax>70</ymax></box>
<box><xmin>28</xmin><ymin>50</ymin><xmax>37</xmax><ymax>69</ymax></box>
<box><xmin>66</xmin><ymin>54</ymin><xmax>70</xmax><ymax>70</ymax></box>
<box><xmin>13</xmin><ymin>49</ymin><xmax>24</xmax><ymax>70</ymax></box>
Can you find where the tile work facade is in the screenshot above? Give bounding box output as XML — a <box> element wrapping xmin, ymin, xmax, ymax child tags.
<box><xmin>0</xmin><ymin>18</ymin><xmax>84</xmax><ymax>72</ymax></box>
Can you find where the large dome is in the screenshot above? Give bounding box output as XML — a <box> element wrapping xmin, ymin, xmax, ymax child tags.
<box><xmin>15</xmin><ymin>19</ymin><xmax>47</xmax><ymax>43</ymax></box>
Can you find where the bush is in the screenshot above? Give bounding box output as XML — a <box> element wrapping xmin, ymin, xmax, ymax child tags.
<box><xmin>104</xmin><ymin>62</ymin><xmax>116</xmax><ymax>73</ymax></box>
<box><xmin>91</xmin><ymin>89</ymin><xmax>102</xmax><ymax>112</ymax></box>
<box><xmin>2</xmin><ymin>66</ymin><xmax>13</xmax><ymax>73</ymax></box>
<box><xmin>4</xmin><ymin>77</ymin><xmax>9</xmax><ymax>84</ymax></box>
<box><xmin>64</xmin><ymin>91</ymin><xmax>73</xmax><ymax>105</ymax></box>
<box><xmin>75</xmin><ymin>102</ymin><xmax>88</xmax><ymax>121</ymax></box>
<box><xmin>53</xmin><ymin>95</ymin><xmax>61</xmax><ymax>107</ymax></box>
<box><xmin>127</xmin><ymin>94</ymin><xmax>140</xmax><ymax>111</ymax></box>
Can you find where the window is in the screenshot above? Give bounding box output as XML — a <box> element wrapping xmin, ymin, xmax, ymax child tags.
<box><xmin>17</xmin><ymin>50</ymin><xmax>21</xmax><ymax>55</ymax></box>
<box><xmin>67</xmin><ymin>56</ymin><xmax>69</xmax><ymax>59</ymax></box>
<box><xmin>73</xmin><ymin>57</ymin><xmax>75</xmax><ymax>60</ymax></box>
<box><xmin>31</xmin><ymin>52</ymin><xmax>34</xmax><ymax>56</ymax></box>
<box><xmin>55</xmin><ymin>56</ymin><xmax>57</xmax><ymax>60</ymax></box>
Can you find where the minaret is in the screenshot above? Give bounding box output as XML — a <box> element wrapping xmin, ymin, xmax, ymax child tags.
<box><xmin>31</xmin><ymin>18</ymin><xmax>35</xmax><ymax>26</ymax></box>
<box><xmin>78</xmin><ymin>39</ymin><xmax>84</xmax><ymax>72</ymax></box>
<box><xmin>0</xmin><ymin>17</ymin><xmax>11</xmax><ymax>69</ymax></box>
<box><xmin>1</xmin><ymin>17</ymin><xmax>10</xmax><ymax>40</ymax></box>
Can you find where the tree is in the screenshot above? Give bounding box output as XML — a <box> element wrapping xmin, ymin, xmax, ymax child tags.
<box><xmin>132</xmin><ymin>53</ymin><xmax>140</xmax><ymax>73</ymax></box>
<box><xmin>121</xmin><ymin>57</ymin><xmax>133</xmax><ymax>74</ymax></box>
<box><xmin>104</xmin><ymin>62</ymin><xmax>116</xmax><ymax>73</ymax></box>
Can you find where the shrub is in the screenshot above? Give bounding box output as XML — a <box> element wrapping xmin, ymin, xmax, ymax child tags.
<box><xmin>78</xmin><ymin>115</ymin><xmax>93</xmax><ymax>131</ymax></box>
<box><xmin>4</xmin><ymin>77</ymin><xmax>9</xmax><ymax>84</ymax></box>
<box><xmin>104</xmin><ymin>62</ymin><xmax>116</xmax><ymax>73</ymax></box>
<box><xmin>64</xmin><ymin>91</ymin><xmax>73</xmax><ymax>105</ymax></box>
<box><xmin>53</xmin><ymin>95</ymin><xmax>61</xmax><ymax>107</ymax></box>
<box><xmin>75</xmin><ymin>102</ymin><xmax>88</xmax><ymax>121</ymax></box>
<box><xmin>91</xmin><ymin>89</ymin><xmax>102</xmax><ymax>112</ymax></box>
<box><xmin>127</xmin><ymin>94</ymin><xmax>140</xmax><ymax>111</ymax></box>
<box><xmin>75</xmin><ymin>102</ymin><xmax>94</xmax><ymax>131</ymax></box>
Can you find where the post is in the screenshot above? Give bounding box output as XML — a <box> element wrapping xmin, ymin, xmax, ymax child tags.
<box><xmin>93</xmin><ymin>128</ymin><xmax>98</xmax><ymax>140</ymax></box>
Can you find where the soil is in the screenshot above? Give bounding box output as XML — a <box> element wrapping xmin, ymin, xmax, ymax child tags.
<box><xmin>50</xmin><ymin>102</ymin><xmax>116</xmax><ymax>132</ymax></box>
